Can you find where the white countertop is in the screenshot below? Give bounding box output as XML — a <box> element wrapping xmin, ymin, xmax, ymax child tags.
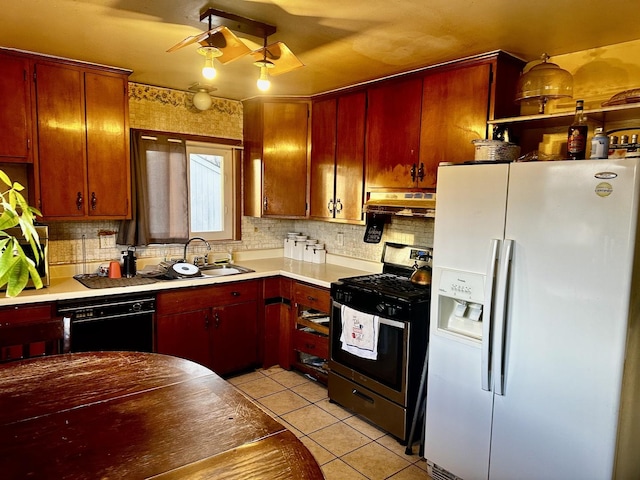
<box><xmin>0</xmin><ymin>253</ymin><xmax>381</xmax><ymax>307</ymax></box>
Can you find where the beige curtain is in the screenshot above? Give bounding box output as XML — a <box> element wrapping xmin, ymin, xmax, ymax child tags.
<box><xmin>118</xmin><ymin>131</ymin><xmax>188</xmax><ymax>246</ymax></box>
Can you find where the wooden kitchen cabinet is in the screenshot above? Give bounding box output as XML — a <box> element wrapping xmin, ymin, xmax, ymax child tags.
<box><xmin>0</xmin><ymin>302</ymin><xmax>60</xmax><ymax>362</ymax></box>
<box><xmin>156</xmin><ymin>280</ymin><xmax>259</xmax><ymax>376</ymax></box>
<box><xmin>310</xmin><ymin>91</ymin><xmax>366</xmax><ymax>223</ymax></box>
<box><xmin>419</xmin><ymin>53</ymin><xmax>524</xmax><ymax>187</ymax></box>
<box><xmin>243</xmin><ymin>99</ymin><xmax>309</xmax><ymax>218</ymax></box>
<box><xmin>34</xmin><ymin>59</ymin><xmax>131</xmax><ymax>220</ymax></box>
<box><xmin>291</xmin><ymin>281</ymin><xmax>330</xmax><ymax>383</ymax></box>
<box><xmin>0</xmin><ymin>51</ymin><xmax>33</xmax><ymax>163</ymax></box>
<box><xmin>365</xmin><ymin>77</ymin><xmax>424</xmax><ymax>189</ymax></box>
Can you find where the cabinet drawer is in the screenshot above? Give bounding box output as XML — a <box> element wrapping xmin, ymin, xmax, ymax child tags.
<box><xmin>0</xmin><ymin>303</ymin><xmax>56</xmax><ymax>326</ymax></box>
<box><xmin>293</xmin><ymin>329</ymin><xmax>328</xmax><ymax>358</ymax></box>
<box><xmin>293</xmin><ymin>282</ymin><xmax>330</xmax><ymax>312</ymax></box>
<box><xmin>157</xmin><ymin>280</ymin><xmax>259</xmax><ymax>315</ymax></box>
<box><xmin>208</xmin><ymin>280</ymin><xmax>258</xmax><ymax>305</ymax></box>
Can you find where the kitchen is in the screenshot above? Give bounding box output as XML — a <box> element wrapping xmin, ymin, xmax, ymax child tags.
<box><xmin>1</xmin><ymin>1</ymin><xmax>640</xmax><ymax>479</ymax></box>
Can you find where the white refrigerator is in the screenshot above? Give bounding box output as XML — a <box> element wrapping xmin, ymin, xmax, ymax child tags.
<box><xmin>424</xmin><ymin>159</ymin><xmax>640</xmax><ymax>480</ymax></box>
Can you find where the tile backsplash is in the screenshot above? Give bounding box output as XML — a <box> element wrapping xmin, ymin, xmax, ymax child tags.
<box><xmin>47</xmin><ymin>216</ymin><xmax>434</xmax><ymax>267</ymax></box>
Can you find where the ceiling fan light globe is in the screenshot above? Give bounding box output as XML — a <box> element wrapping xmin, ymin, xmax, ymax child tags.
<box><xmin>193</xmin><ymin>90</ymin><xmax>213</xmax><ymax>110</ymax></box>
<box><xmin>202</xmin><ymin>65</ymin><xmax>217</xmax><ymax>80</ymax></box>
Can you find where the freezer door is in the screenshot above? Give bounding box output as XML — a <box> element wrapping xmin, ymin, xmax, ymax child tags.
<box><xmin>425</xmin><ymin>163</ymin><xmax>510</xmax><ymax>480</ymax></box>
<box><xmin>489</xmin><ymin>159</ymin><xmax>640</xmax><ymax>479</ymax></box>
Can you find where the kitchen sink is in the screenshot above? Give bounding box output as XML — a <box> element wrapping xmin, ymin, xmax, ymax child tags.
<box><xmin>198</xmin><ymin>264</ymin><xmax>255</xmax><ymax>276</ymax></box>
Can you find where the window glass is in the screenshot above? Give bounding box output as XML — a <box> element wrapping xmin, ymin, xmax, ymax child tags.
<box><xmin>186</xmin><ymin>141</ymin><xmax>236</xmax><ymax>241</ymax></box>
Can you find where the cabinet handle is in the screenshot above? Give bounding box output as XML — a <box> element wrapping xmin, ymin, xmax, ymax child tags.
<box><xmin>231</xmin><ymin>291</ymin><xmax>240</xmax><ymax>297</ymax></box>
<box><xmin>76</xmin><ymin>192</ymin><xmax>83</xmax><ymax>210</ymax></box>
<box><xmin>335</xmin><ymin>198</ymin><xmax>343</xmax><ymax>213</ymax></box>
<box><xmin>417</xmin><ymin>163</ymin><xmax>425</xmax><ymax>182</ymax></box>
<box><xmin>305</xmin><ymin>342</ymin><xmax>315</xmax><ymax>349</ymax></box>
<box><xmin>214</xmin><ymin>311</ymin><xmax>220</xmax><ymax>329</ymax></box>
<box><xmin>306</xmin><ymin>295</ymin><xmax>317</xmax><ymax>303</ymax></box>
<box><xmin>91</xmin><ymin>192</ymin><xmax>97</xmax><ymax>210</ymax></box>
<box><xmin>327</xmin><ymin>199</ymin><xmax>334</xmax><ymax>213</ymax></box>
<box><xmin>410</xmin><ymin>163</ymin><xmax>416</xmax><ymax>182</ymax></box>
<box><xmin>204</xmin><ymin>314</ymin><xmax>210</xmax><ymax>329</ymax></box>
<box><xmin>263</xmin><ymin>196</ymin><xmax>268</xmax><ymax>212</ymax></box>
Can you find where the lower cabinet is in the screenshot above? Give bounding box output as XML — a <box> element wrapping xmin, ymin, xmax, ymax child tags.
<box><xmin>156</xmin><ymin>280</ymin><xmax>259</xmax><ymax>376</ymax></box>
<box><xmin>0</xmin><ymin>302</ymin><xmax>61</xmax><ymax>362</ymax></box>
<box><xmin>290</xmin><ymin>281</ymin><xmax>331</xmax><ymax>383</ymax></box>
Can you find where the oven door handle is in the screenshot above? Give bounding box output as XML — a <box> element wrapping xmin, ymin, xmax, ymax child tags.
<box><xmin>333</xmin><ymin>301</ymin><xmax>405</xmax><ymax>330</ymax></box>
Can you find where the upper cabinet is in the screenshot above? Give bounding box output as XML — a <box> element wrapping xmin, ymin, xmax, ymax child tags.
<box><xmin>363</xmin><ymin>52</ymin><xmax>524</xmax><ymax>191</ymax></box>
<box><xmin>365</xmin><ymin>77</ymin><xmax>424</xmax><ymax>189</ymax></box>
<box><xmin>310</xmin><ymin>91</ymin><xmax>366</xmax><ymax>223</ymax></box>
<box><xmin>35</xmin><ymin>61</ymin><xmax>131</xmax><ymax>219</ymax></box>
<box><xmin>243</xmin><ymin>99</ymin><xmax>309</xmax><ymax>218</ymax></box>
<box><xmin>0</xmin><ymin>52</ymin><xmax>33</xmax><ymax>163</ymax></box>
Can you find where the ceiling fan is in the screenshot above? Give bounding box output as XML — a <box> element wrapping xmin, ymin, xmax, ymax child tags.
<box><xmin>167</xmin><ymin>7</ymin><xmax>304</xmax><ymax>90</ymax></box>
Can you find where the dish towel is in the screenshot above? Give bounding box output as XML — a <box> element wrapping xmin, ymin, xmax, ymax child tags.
<box><xmin>340</xmin><ymin>305</ymin><xmax>380</xmax><ymax>360</ymax></box>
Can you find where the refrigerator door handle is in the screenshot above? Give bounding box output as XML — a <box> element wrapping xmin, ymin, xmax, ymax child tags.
<box><xmin>481</xmin><ymin>238</ymin><xmax>501</xmax><ymax>391</ymax></box>
<box><xmin>493</xmin><ymin>238</ymin><xmax>514</xmax><ymax>396</ymax></box>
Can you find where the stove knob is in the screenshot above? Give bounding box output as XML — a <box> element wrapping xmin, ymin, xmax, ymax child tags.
<box><xmin>376</xmin><ymin>303</ymin><xmax>386</xmax><ymax>313</ymax></box>
<box><xmin>388</xmin><ymin>305</ymin><xmax>397</xmax><ymax>316</ymax></box>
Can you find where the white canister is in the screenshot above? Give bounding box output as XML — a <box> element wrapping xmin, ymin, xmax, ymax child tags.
<box><xmin>303</xmin><ymin>244</ymin><xmax>315</xmax><ymax>262</ymax></box>
<box><xmin>312</xmin><ymin>248</ymin><xmax>326</xmax><ymax>264</ymax></box>
<box><xmin>293</xmin><ymin>239</ymin><xmax>306</xmax><ymax>261</ymax></box>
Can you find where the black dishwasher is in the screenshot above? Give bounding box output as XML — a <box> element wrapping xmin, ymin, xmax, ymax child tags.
<box><xmin>57</xmin><ymin>293</ymin><xmax>156</xmax><ymax>353</ymax></box>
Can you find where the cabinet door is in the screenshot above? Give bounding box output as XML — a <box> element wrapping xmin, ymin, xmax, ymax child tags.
<box><xmin>35</xmin><ymin>62</ymin><xmax>87</xmax><ymax>217</ymax></box>
<box><xmin>309</xmin><ymin>98</ymin><xmax>337</xmax><ymax>219</ymax></box>
<box><xmin>210</xmin><ymin>301</ymin><xmax>258</xmax><ymax>375</ymax></box>
<box><xmin>262</xmin><ymin>102</ymin><xmax>309</xmax><ymax>217</ymax></box>
<box><xmin>156</xmin><ymin>310</ymin><xmax>211</xmax><ymax>368</ymax></box>
<box><xmin>335</xmin><ymin>91</ymin><xmax>366</xmax><ymax>221</ymax></box>
<box><xmin>419</xmin><ymin>63</ymin><xmax>492</xmax><ymax>187</ymax></box>
<box><xmin>85</xmin><ymin>72</ymin><xmax>131</xmax><ymax>218</ymax></box>
<box><xmin>0</xmin><ymin>53</ymin><xmax>32</xmax><ymax>163</ymax></box>
<box><xmin>365</xmin><ymin>77</ymin><xmax>423</xmax><ymax>189</ymax></box>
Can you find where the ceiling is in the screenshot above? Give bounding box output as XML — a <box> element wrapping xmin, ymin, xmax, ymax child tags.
<box><xmin>2</xmin><ymin>0</ymin><xmax>639</xmax><ymax>101</ymax></box>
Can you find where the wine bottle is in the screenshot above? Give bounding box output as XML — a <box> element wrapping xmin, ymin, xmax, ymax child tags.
<box><xmin>568</xmin><ymin>100</ymin><xmax>588</xmax><ymax>160</ymax></box>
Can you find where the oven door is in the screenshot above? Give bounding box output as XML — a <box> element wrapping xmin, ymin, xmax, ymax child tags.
<box><xmin>330</xmin><ymin>300</ymin><xmax>408</xmax><ymax>402</ymax></box>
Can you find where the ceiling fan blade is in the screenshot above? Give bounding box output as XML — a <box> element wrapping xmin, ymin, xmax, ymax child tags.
<box><xmin>199</xmin><ymin>26</ymin><xmax>252</xmax><ymax>64</ymax></box>
<box><xmin>250</xmin><ymin>42</ymin><xmax>304</xmax><ymax>76</ymax></box>
<box><xmin>167</xmin><ymin>26</ymin><xmax>225</xmax><ymax>53</ymax></box>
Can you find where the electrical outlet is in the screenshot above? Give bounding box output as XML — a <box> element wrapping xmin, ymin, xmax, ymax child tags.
<box><xmin>99</xmin><ymin>235</ymin><xmax>116</xmax><ymax>249</ymax></box>
<box><xmin>337</xmin><ymin>232</ymin><xmax>344</xmax><ymax>247</ymax></box>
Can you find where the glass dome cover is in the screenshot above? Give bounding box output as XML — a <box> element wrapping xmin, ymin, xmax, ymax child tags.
<box><xmin>515</xmin><ymin>53</ymin><xmax>573</xmax><ymax>113</ymax></box>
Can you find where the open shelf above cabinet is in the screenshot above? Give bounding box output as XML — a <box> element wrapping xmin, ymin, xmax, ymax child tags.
<box><xmin>489</xmin><ymin>103</ymin><xmax>640</xmax><ymax>130</ymax></box>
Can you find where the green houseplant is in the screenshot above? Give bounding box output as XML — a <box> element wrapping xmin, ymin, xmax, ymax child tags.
<box><xmin>0</xmin><ymin>170</ymin><xmax>43</xmax><ymax>297</ymax></box>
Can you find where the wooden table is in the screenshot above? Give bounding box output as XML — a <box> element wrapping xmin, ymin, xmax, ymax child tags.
<box><xmin>0</xmin><ymin>352</ymin><xmax>324</xmax><ymax>479</ymax></box>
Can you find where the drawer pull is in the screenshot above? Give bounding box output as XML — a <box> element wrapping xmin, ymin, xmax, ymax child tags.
<box><xmin>352</xmin><ymin>389</ymin><xmax>374</xmax><ymax>404</ymax></box>
<box><xmin>231</xmin><ymin>291</ymin><xmax>241</xmax><ymax>297</ymax></box>
<box><xmin>306</xmin><ymin>295</ymin><xmax>317</xmax><ymax>302</ymax></box>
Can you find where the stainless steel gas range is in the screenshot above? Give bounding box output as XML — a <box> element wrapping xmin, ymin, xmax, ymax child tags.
<box><xmin>328</xmin><ymin>242</ymin><xmax>432</xmax><ymax>443</ymax></box>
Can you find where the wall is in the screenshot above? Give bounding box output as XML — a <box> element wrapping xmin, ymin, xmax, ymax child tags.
<box><xmin>48</xmin><ymin>38</ymin><xmax>640</xmax><ymax>268</ymax></box>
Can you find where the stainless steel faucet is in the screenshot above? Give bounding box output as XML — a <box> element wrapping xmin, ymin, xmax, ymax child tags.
<box><xmin>183</xmin><ymin>237</ymin><xmax>211</xmax><ymax>264</ymax></box>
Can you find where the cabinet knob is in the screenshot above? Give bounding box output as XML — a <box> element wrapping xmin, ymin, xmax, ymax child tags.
<box><xmin>76</xmin><ymin>192</ymin><xmax>83</xmax><ymax>210</ymax></box>
<box><xmin>231</xmin><ymin>291</ymin><xmax>240</xmax><ymax>297</ymax></box>
<box><xmin>214</xmin><ymin>311</ymin><xmax>220</xmax><ymax>329</ymax></box>
<box><xmin>417</xmin><ymin>163</ymin><xmax>425</xmax><ymax>182</ymax></box>
<box><xmin>91</xmin><ymin>192</ymin><xmax>97</xmax><ymax>210</ymax></box>
<box><xmin>263</xmin><ymin>196</ymin><xmax>268</xmax><ymax>212</ymax></box>
<box><xmin>204</xmin><ymin>314</ymin><xmax>210</xmax><ymax>329</ymax></box>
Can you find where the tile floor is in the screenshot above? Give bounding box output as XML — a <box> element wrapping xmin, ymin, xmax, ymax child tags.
<box><xmin>227</xmin><ymin>366</ymin><xmax>433</xmax><ymax>480</ymax></box>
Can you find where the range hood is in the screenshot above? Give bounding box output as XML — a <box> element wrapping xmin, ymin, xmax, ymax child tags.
<box><xmin>364</xmin><ymin>191</ymin><xmax>436</xmax><ymax>217</ymax></box>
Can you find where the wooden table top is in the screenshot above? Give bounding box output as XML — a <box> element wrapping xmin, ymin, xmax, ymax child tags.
<box><xmin>0</xmin><ymin>352</ymin><xmax>324</xmax><ymax>479</ymax></box>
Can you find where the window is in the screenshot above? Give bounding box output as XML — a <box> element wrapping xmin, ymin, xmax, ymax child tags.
<box><xmin>186</xmin><ymin>141</ymin><xmax>237</xmax><ymax>241</ymax></box>
<box><xmin>119</xmin><ymin>131</ymin><xmax>241</xmax><ymax>247</ymax></box>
